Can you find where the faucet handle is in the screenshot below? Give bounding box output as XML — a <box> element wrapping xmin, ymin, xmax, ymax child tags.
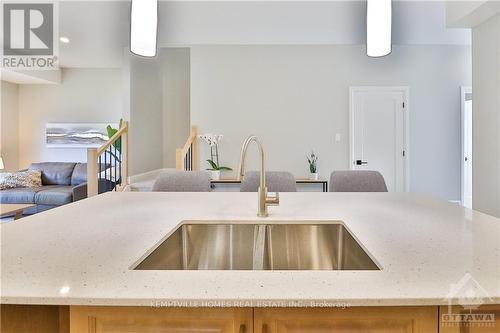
<box><xmin>266</xmin><ymin>192</ymin><xmax>280</xmax><ymax>206</ymax></box>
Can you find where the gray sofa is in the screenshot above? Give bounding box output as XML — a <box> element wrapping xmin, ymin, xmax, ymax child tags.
<box><xmin>0</xmin><ymin>162</ymin><xmax>111</xmax><ymax>215</ymax></box>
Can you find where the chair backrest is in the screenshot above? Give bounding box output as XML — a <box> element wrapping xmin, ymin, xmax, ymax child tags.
<box><xmin>329</xmin><ymin>170</ymin><xmax>388</xmax><ymax>192</ymax></box>
<box><xmin>240</xmin><ymin>171</ymin><xmax>297</xmax><ymax>192</ymax></box>
<box><xmin>152</xmin><ymin>171</ymin><xmax>211</xmax><ymax>192</ymax></box>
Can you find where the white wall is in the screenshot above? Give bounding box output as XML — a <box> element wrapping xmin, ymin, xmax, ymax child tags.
<box><xmin>191</xmin><ymin>45</ymin><xmax>471</xmax><ymax>200</ymax></box>
<box><xmin>129</xmin><ymin>56</ymin><xmax>164</xmax><ymax>175</ymax></box>
<box><xmin>126</xmin><ymin>48</ymin><xmax>190</xmax><ymax>175</ymax></box>
<box><xmin>472</xmin><ymin>14</ymin><xmax>500</xmax><ymax>217</ymax></box>
<box><xmin>161</xmin><ymin>48</ymin><xmax>190</xmax><ymax>168</ymax></box>
<box><xmin>11</xmin><ymin>53</ymin><xmax>184</xmax><ymax>176</ymax></box>
<box><xmin>0</xmin><ymin>81</ymin><xmax>19</xmax><ymax>171</ymax></box>
<box><xmin>17</xmin><ymin>68</ymin><xmax>123</xmax><ymax>168</ymax></box>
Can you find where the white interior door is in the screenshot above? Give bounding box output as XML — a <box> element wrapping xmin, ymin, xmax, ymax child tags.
<box><xmin>350</xmin><ymin>87</ymin><xmax>408</xmax><ymax>192</ymax></box>
<box><xmin>461</xmin><ymin>87</ymin><xmax>473</xmax><ymax>208</ymax></box>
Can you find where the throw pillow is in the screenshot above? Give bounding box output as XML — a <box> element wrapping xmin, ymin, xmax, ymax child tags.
<box><xmin>0</xmin><ymin>170</ymin><xmax>42</xmax><ymax>190</ymax></box>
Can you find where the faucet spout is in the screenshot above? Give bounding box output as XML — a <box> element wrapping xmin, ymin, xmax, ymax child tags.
<box><xmin>237</xmin><ymin>135</ymin><xmax>279</xmax><ymax>217</ymax></box>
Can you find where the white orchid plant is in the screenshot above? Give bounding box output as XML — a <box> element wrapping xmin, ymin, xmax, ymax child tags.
<box><xmin>198</xmin><ymin>133</ymin><xmax>232</xmax><ymax>171</ymax></box>
<box><xmin>198</xmin><ymin>134</ymin><xmax>223</xmax><ymax>147</ymax></box>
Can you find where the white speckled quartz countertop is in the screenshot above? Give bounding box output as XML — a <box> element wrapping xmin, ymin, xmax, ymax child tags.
<box><xmin>1</xmin><ymin>192</ymin><xmax>499</xmax><ymax>307</ymax></box>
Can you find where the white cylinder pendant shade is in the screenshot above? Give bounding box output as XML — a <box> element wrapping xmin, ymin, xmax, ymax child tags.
<box><xmin>367</xmin><ymin>0</ymin><xmax>392</xmax><ymax>57</ymax></box>
<box><xmin>130</xmin><ymin>0</ymin><xmax>158</xmax><ymax>57</ymax></box>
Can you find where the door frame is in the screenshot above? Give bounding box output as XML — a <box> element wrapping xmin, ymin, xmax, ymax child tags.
<box><xmin>349</xmin><ymin>86</ymin><xmax>410</xmax><ymax>192</ymax></box>
<box><xmin>460</xmin><ymin>86</ymin><xmax>472</xmax><ymax>207</ymax></box>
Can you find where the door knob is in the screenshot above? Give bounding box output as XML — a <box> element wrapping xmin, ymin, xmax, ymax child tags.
<box><xmin>355</xmin><ymin>160</ymin><xmax>368</xmax><ymax>165</ymax></box>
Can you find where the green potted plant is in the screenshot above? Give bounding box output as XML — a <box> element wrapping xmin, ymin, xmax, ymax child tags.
<box><xmin>106</xmin><ymin>119</ymin><xmax>123</xmax><ymax>153</ymax></box>
<box><xmin>206</xmin><ymin>159</ymin><xmax>232</xmax><ymax>180</ymax></box>
<box><xmin>307</xmin><ymin>151</ymin><xmax>318</xmax><ymax>180</ymax></box>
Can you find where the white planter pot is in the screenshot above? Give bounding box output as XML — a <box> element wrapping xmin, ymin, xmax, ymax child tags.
<box><xmin>210</xmin><ymin>170</ymin><xmax>221</xmax><ymax>180</ymax></box>
<box><xmin>309</xmin><ymin>173</ymin><xmax>319</xmax><ymax>180</ymax></box>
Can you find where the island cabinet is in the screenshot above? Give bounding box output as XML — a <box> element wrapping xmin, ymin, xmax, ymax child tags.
<box><xmin>1</xmin><ymin>305</ymin><xmax>69</xmax><ymax>333</ymax></box>
<box><xmin>439</xmin><ymin>305</ymin><xmax>500</xmax><ymax>333</ymax></box>
<box><xmin>69</xmin><ymin>306</ymin><xmax>439</xmax><ymax>333</ymax></box>
<box><xmin>254</xmin><ymin>307</ymin><xmax>439</xmax><ymax>333</ymax></box>
<box><xmin>69</xmin><ymin>307</ymin><xmax>253</xmax><ymax>333</ymax></box>
<box><xmin>9</xmin><ymin>304</ymin><xmax>500</xmax><ymax>333</ymax></box>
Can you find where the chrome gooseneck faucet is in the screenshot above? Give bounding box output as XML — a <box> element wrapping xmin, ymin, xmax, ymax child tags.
<box><xmin>237</xmin><ymin>135</ymin><xmax>279</xmax><ymax>217</ymax></box>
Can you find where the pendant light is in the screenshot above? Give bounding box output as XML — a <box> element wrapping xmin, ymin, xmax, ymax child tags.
<box><xmin>367</xmin><ymin>0</ymin><xmax>392</xmax><ymax>57</ymax></box>
<box><xmin>130</xmin><ymin>0</ymin><xmax>158</xmax><ymax>57</ymax></box>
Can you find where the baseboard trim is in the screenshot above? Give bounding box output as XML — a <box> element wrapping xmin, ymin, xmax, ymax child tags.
<box><xmin>448</xmin><ymin>200</ymin><xmax>462</xmax><ymax>205</ymax></box>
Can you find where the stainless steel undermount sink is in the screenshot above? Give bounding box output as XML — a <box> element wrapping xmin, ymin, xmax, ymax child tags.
<box><xmin>134</xmin><ymin>221</ymin><xmax>380</xmax><ymax>271</ymax></box>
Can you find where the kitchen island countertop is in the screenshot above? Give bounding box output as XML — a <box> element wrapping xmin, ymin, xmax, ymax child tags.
<box><xmin>1</xmin><ymin>192</ymin><xmax>499</xmax><ymax>306</ymax></box>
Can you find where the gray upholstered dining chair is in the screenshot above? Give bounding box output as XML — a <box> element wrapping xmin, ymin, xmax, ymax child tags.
<box><xmin>329</xmin><ymin>170</ymin><xmax>388</xmax><ymax>192</ymax></box>
<box><xmin>240</xmin><ymin>171</ymin><xmax>297</xmax><ymax>192</ymax></box>
<box><xmin>152</xmin><ymin>171</ymin><xmax>211</xmax><ymax>192</ymax></box>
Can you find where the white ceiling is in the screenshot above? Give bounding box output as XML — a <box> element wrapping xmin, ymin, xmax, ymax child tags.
<box><xmin>56</xmin><ymin>1</ymin><xmax>471</xmax><ymax>68</ymax></box>
<box><xmin>59</xmin><ymin>1</ymin><xmax>129</xmax><ymax>68</ymax></box>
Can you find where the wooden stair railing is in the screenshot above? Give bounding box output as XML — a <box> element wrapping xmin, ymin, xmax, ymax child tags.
<box><xmin>176</xmin><ymin>126</ymin><xmax>199</xmax><ymax>171</ymax></box>
<box><xmin>87</xmin><ymin>121</ymin><xmax>129</xmax><ymax>197</ymax></box>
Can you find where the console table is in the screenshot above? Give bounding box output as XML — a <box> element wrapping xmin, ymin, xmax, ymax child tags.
<box><xmin>211</xmin><ymin>179</ymin><xmax>329</xmax><ymax>192</ymax></box>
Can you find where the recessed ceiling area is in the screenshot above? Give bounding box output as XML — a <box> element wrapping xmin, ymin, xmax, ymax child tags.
<box><xmin>58</xmin><ymin>1</ymin><xmax>470</xmax><ymax>68</ymax></box>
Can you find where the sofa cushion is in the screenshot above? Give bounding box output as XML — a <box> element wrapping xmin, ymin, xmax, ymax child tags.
<box><xmin>71</xmin><ymin>163</ymin><xmax>111</xmax><ymax>186</ymax></box>
<box><xmin>30</xmin><ymin>162</ymin><xmax>76</xmax><ymax>185</ymax></box>
<box><xmin>71</xmin><ymin>163</ymin><xmax>87</xmax><ymax>185</ymax></box>
<box><xmin>0</xmin><ymin>187</ymin><xmax>45</xmax><ymax>204</ymax></box>
<box><xmin>34</xmin><ymin>186</ymin><xmax>74</xmax><ymax>206</ymax></box>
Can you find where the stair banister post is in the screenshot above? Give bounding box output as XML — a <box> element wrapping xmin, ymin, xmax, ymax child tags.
<box><xmin>121</xmin><ymin>121</ymin><xmax>129</xmax><ymax>186</ymax></box>
<box><xmin>87</xmin><ymin>148</ymin><xmax>98</xmax><ymax>197</ymax></box>
<box><xmin>192</xmin><ymin>126</ymin><xmax>199</xmax><ymax>171</ymax></box>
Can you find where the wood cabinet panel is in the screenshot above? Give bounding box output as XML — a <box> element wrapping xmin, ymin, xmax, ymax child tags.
<box><xmin>70</xmin><ymin>306</ymin><xmax>252</xmax><ymax>333</ymax></box>
<box><xmin>9</xmin><ymin>304</ymin><xmax>499</xmax><ymax>333</ymax></box>
<box><xmin>254</xmin><ymin>307</ymin><xmax>438</xmax><ymax>333</ymax></box>
<box><xmin>440</xmin><ymin>305</ymin><xmax>500</xmax><ymax>333</ymax></box>
<box><xmin>1</xmin><ymin>304</ymin><xmax>69</xmax><ymax>333</ymax></box>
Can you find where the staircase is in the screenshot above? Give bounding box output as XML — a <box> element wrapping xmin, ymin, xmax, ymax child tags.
<box><xmin>176</xmin><ymin>126</ymin><xmax>199</xmax><ymax>171</ymax></box>
<box><xmin>86</xmin><ymin>121</ymin><xmax>129</xmax><ymax>197</ymax></box>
